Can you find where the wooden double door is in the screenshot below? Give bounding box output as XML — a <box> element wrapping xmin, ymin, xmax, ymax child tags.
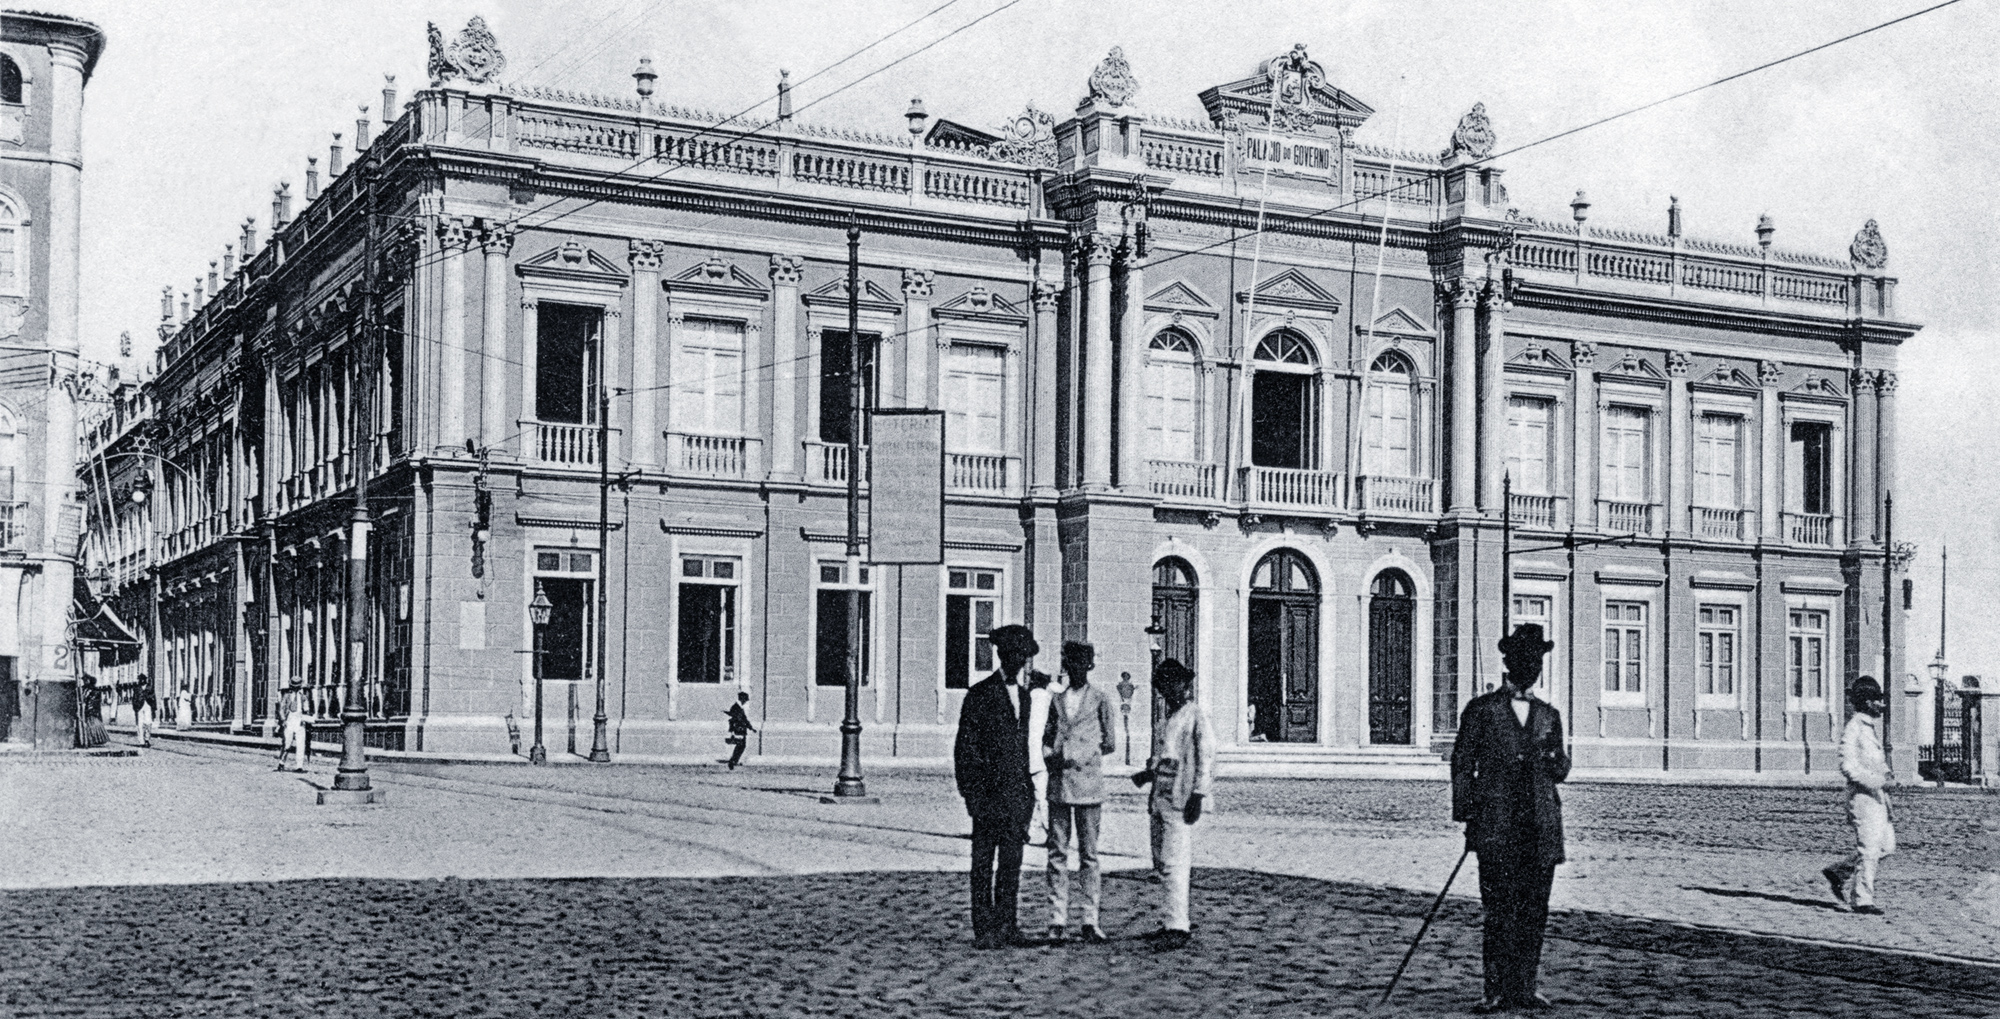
<box><xmin>1367</xmin><ymin>571</ymin><xmax>1416</xmax><ymax>745</ymax></box>
<box><xmin>1247</xmin><ymin>549</ymin><xmax>1318</xmax><ymax>743</ymax></box>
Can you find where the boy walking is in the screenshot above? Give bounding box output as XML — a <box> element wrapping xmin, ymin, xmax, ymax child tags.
<box><xmin>1132</xmin><ymin>658</ymin><xmax>1211</xmax><ymax>950</ymax></box>
<box><xmin>724</xmin><ymin>691</ymin><xmax>756</xmax><ymax>770</ymax></box>
<box><xmin>1043</xmin><ymin>641</ymin><xmax>1118</xmax><ymax>943</ymax></box>
<box><xmin>276</xmin><ymin>679</ymin><xmax>309</xmax><ymax>772</ymax></box>
<box><xmin>132</xmin><ymin>674</ymin><xmax>157</xmax><ymax>747</ymax></box>
<box><xmin>1824</xmin><ymin>676</ymin><xmax>1895</xmax><ymax>914</ymax></box>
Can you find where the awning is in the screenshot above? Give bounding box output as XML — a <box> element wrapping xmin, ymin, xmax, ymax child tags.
<box><xmin>71</xmin><ymin>572</ymin><xmax>140</xmax><ymax>649</ymax></box>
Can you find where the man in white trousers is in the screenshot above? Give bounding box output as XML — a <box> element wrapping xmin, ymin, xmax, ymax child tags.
<box><xmin>1132</xmin><ymin>658</ymin><xmax>1211</xmax><ymax>951</ymax></box>
<box><xmin>276</xmin><ymin>679</ymin><xmax>309</xmax><ymax>773</ymax></box>
<box><xmin>1824</xmin><ymin>676</ymin><xmax>1895</xmax><ymax>914</ymax></box>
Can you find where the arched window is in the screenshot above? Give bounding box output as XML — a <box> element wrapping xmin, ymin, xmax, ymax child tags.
<box><xmin>1250</xmin><ymin>547</ymin><xmax>1318</xmax><ymax>594</ymax></box>
<box><xmin>1251</xmin><ymin>330</ymin><xmax>1317</xmax><ymax>470</ymax></box>
<box><xmin>0</xmin><ymin>57</ymin><xmax>20</xmax><ymax>106</ymax></box>
<box><xmin>1145</xmin><ymin>329</ymin><xmax>1200</xmax><ymax>465</ymax></box>
<box><xmin>1248</xmin><ymin>548</ymin><xmax>1319</xmax><ymax>743</ymax></box>
<box><xmin>1363</xmin><ymin>352</ymin><xmax>1416</xmax><ymax>476</ymax></box>
<box><xmin>0</xmin><ymin>404</ymin><xmax>16</xmax><ymax>506</ymax></box>
<box><xmin>0</xmin><ymin>195</ymin><xmax>22</xmax><ymax>297</ymax></box>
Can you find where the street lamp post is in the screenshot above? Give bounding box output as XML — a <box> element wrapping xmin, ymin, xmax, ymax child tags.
<box><xmin>827</xmin><ymin>214</ymin><xmax>872</xmax><ymax>803</ymax></box>
<box><xmin>529</xmin><ymin>580</ymin><xmax>552</xmax><ymax>765</ymax></box>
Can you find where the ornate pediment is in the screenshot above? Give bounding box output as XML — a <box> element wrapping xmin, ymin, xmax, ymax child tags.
<box><xmin>1198</xmin><ymin>43</ymin><xmax>1374</xmax><ymax>136</ymax></box>
<box><xmin>933</xmin><ymin>285</ymin><xmax>1026</xmax><ymax>323</ymax></box>
<box><xmin>1696</xmin><ymin>363</ymin><xmax>1760</xmax><ymax>390</ymax></box>
<box><xmin>662</xmin><ymin>254</ymin><xmax>767</xmax><ymax>297</ymax></box>
<box><xmin>801</xmin><ymin>275</ymin><xmax>901</xmax><ymax>314</ymax></box>
<box><xmin>1509</xmin><ymin>341</ymin><xmax>1569</xmax><ymax>370</ymax></box>
<box><xmin>1790</xmin><ymin>373</ymin><xmax>1846</xmax><ymax>398</ymax></box>
<box><xmin>1236</xmin><ymin>268</ymin><xmax>1341</xmax><ymax>313</ymax></box>
<box><xmin>1361</xmin><ymin>307</ymin><xmax>1431</xmax><ymax>337</ymax></box>
<box><xmin>1146</xmin><ymin>280</ymin><xmax>1215</xmax><ymax>313</ymax></box>
<box><xmin>516</xmin><ymin>240</ymin><xmax>630</xmax><ymax>286</ymax></box>
<box><xmin>1602</xmin><ymin>351</ymin><xmax>1665</xmax><ymax>380</ymax></box>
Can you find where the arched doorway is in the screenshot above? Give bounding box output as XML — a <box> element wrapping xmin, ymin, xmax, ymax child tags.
<box><xmin>1151</xmin><ymin>557</ymin><xmax>1198</xmax><ymax>667</ymax></box>
<box><xmin>1368</xmin><ymin>570</ymin><xmax>1416</xmax><ymax>745</ymax></box>
<box><xmin>1248</xmin><ymin>549</ymin><xmax>1318</xmax><ymax>743</ymax></box>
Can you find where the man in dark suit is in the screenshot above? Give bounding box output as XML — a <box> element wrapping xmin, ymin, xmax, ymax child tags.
<box><xmin>954</xmin><ymin>624</ymin><xmax>1044</xmax><ymax>949</ymax></box>
<box><xmin>1452</xmin><ymin>623</ymin><xmax>1570</xmax><ymax>1013</ymax></box>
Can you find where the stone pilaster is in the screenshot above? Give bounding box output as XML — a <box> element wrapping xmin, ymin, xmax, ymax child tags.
<box><xmin>627</xmin><ymin>240</ymin><xmax>664</xmax><ymax>467</ymax></box>
<box><xmin>1449</xmin><ymin>278</ymin><xmax>1479</xmax><ymax>511</ymax></box>
<box><xmin>436</xmin><ymin>216</ymin><xmax>474</xmax><ymax>451</ymax></box>
<box><xmin>1082</xmin><ymin>235</ymin><xmax>1116</xmax><ymax>489</ymax></box>
<box><xmin>1877</xmin><ymin>370</ymin><xmax>1898</xmax><ymax>522</ymax></box>
<box><xmin>1574</xmin><ymin>342</ymin><xmax>1598</xmax><ymax>528</ymax></box>
<box><xmin>1667</xmin><ymin>350</ymin><xmax>1691</xmax><ymax>537</ymax></box>
<box><xmin>1758</xmin><ymin>360</ymin><xmax>1782</xmax><ymax>541</ymax></box>
<box><xmin>1030</xmin><ymin>277</ymin><xmax>1059</xmax><ymax>495</ymax></box>
<box><xmin>768</xmin><ymin>255</ymin><xmax>804</xmax><ymax>479</ymax></box>
<box><xmin>478</xmin><ymin>220</ymin><xmax>515</xmax><ymax>450</ymax></box>
<box><xmin>901</xmin><ymin>269</ymin><xmax>934</xmax><ymax>408</ymax></box>
<box><xmin>1852</xmin><ymin>368</ymin><xmax>1879</xmax><ymax>544</ymax></box>
<box><xmin>1117</xmin><ymin>242</ymin><xmax>1146</xmax><ymax>490</ymax></box>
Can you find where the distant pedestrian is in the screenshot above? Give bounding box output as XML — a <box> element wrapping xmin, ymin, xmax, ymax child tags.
<box><xmin>132</xmin><ymin>674</ymin><xmax>156</xmax><ymax>747</ymax></box>
<box><xmin>1132</xmin><ymin>657</ymin><xmax>1211</xmax><ymax>951</ymax></box>
<box><xmin>78</xmin><ymin>676</ymin><xmax>108</xmax><ymax>747</ymax></box>
<box><xmin>174</xmin><ymin>685</ymin><xmax>192</xmax><ymax>731</ymax></box>
<box><xmin>276</xmin><ymin>680</ymin><xmax>308</xmax><ymax>772</ymax></box>
<box><xmin>1026</xmin><ymin>664</ymin><xmax>1056</xmax><ymax>845</ymax></box>
<box><xmin>1823</xmin><ymin>676</ymin><xmax>1896</xmax><ymax>915</ymax></box>
<box><xmin>1452</xmin><ymin>623</ymin><xmax>1569</xmax><ymax>1014</ymax></box>
<box><xmin>1043</xmin><ymin>640</ymin><xmax>1118</xmax><ymax>944</ymax></box>
<box><xmin>724</xmin><ymin>690</ymin><xmax>756</xmax><ymax>770</ymax></box>
<box><xmin>954</xmin><ymin>623</ymin><xmax>1043</xmax><ymax>949</ymax></box>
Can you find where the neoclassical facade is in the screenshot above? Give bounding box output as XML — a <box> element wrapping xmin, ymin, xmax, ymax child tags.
<box><xmin>86</xmin><ymin>23</ymin><xmax>1917</xmax><ymax>776</ymax></box>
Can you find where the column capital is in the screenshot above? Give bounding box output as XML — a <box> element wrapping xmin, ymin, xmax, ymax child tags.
<box><xmin>1451</xmin><ymin>276</ymin><xmax>1481</xmax><ymax>308</ymax></box>
<box><xmin>1031</xmin><ymin>276</ymin><xmax>1059</xmax><ymax>312</ymax></box>
<box><xmin>437</xmin><ymin>215</ymin><xmax>475</xmax><ymax>253</ymax></box>
<box><xmin>628</xmin><ymin>239</ymin><xmax>666</xmax><ymax>273</ymax></box>
<box><xmin>769</xmin><ymin>254</ymin><xmax>805</xmax><ymax>287</ymax></box>
<box><xmin>478</xmin><ymin>219</ymin><xmax>516</xmax><ymax>256</ymax></box>
<box><xmin>901</xmin><ymin>267</ymin><xmax>935</xmax><ymax>300</ymax></box>
<box><xmin>1081</xmin><ymin>233</ymin><xmax>1116</xmax><ymax>267</ymax></box>
<box><xmin>46</xmin><ymin>39</ymin><xmax>89</xmax><ymax>72</ymax></box>
<box><xmin>1852</xmin><ymin>367</ymin><xmax>1881</xmax><ymax>391</ymax></box>
<box><xmin>1574</xmin><ymin>341</ymin><xmax>1597</xmax><ymax>368</ymax></box>
<box><xmin>1478</xmin><ymin>281</ymin><xmax>1510</xmax><ymax>312</ymax></box>
<box><xmin>1876</xmin><ymin>370</ymin><xmax>1898</xmax><ymax>394</ymax></box>
<box><xmin>1758</xmin><ymin>359</ymin><xmax>1782</xmax><ymax>388</ymax></box>
<box><xmin>1666</xmin><ymin>350</ymin><xmax>1691</xmax><ymax>378</ymax></box>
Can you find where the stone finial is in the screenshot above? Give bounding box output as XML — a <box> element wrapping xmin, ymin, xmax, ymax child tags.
<box><xmin>1569</xmin><ymin>190</ymin><xmax>1590</xmax><ymax>224</ymax></box>
<box><xmin>223</xmin><ymin>243</ymin><xmax>234</xmax><ymax>277</ymax></box>
<box><xmin>329</xmin><ymin>132</ymin><xmax>344</xmax><ymax>176</ymax></box>
<box><xmin>242</xmin><ymin>216</ymin><xmax>257</xmax><ymax>254</ymax></box>
<box><xmin>1667</xmin><ymin>196</ymin><xmax>1681</xmax><ymax>238</ymax></box>
<box><xmin>632</xmin><ymin>58</ymin><xmax>657</xmax><ymax>100</ymax></box>
<box><xmin>179</xmin><ymin>291</ymin><xmax>190</xmax><ymax>323</ymax></box>
<box><xmin>1850</xmin><ymin>219</ymin><xmax>1888</xmax><ymax>270</ymax></box>
<box><xmin>905</xmin><ymin>97</ymin><xmax>927</xmax><ymax>137</ymax></box>
<box><xmin>777</xmin><ymin>70</ymin><xmax>793</xmax><ymax>122</ymax></box>
<box><xmin>1087</xmin><ymin>46</ymin><xmax>1138</xmax><ymax>107</ymax></box>
<box><xmin>356</xmin><ymin>105</ymin><xmax>371</xmax><ymax>149</ymax></box>
<box><xmin>119</xmin><ymin>331</ymin><xmax>132</xmax><ymax>358</ymax></box>
<box><xmin>1445</xmin><ymin>102</ymin><xmax>1496</xmax><ymax>161</ymax></box>
<box><xmin>1755</xmin><ymin>214</ymin><xmax>1774</xmax><ymax>250</ymax></box>
<box><xmin>428</xmin><ymin>16</ymin><xmax>506</xmax><ymax>88</ymax></box>
<box><xmin>382</xmin><ymin>74</ymin><xmax>398</xmax><ymax>122</ymax></box>
<box><xmin>305</xmin><ymin>156</ymin><xmax>319</xmax><ymax>200</ymax></box>
<box><xmin>207</xmin><ymin>260</ymin><xmax>218</xmax><ymax>295</ymax></box>
<box><xmin>270</xmin><ymin>184</ymin><xmax>286</xmax><ymax>231</ymax></box>
<box><xmin>159</xmin><ymin>285</ymin><xmax>173</xmax><ymax>322</ymax></box>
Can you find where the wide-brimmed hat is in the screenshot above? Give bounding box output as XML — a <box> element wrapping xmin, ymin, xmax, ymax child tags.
<box><xmin>284</xmin><ymin>678</ymin><xmax>305</xmax><ymax>690</ymax></box>
<box><xmin>1498</xmin><ymin>623</ymin><xmax>1555</xmax><ymax>656</ymax></box>
<box><xmin>1156</xmin><ymin>658</ymin><xmax>1195</xmax><ymax>688</ymax></box>
<box><xmin>1849</xmin><ymin>676</ymin><xmax>1884</xmax><ymax>704</ymax></box>
<box><xmin>988</xmin><ymin>624</ymin><xmax>1039</xmax><ymax>656</ymax></box>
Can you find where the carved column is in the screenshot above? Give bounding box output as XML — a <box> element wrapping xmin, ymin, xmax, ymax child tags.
<box><xmin>478</xmin><ymin>221</ymin><xmax>514</xmax><ymax>450</ymax></box>
<box><xmin>1449</xmin><ymin>279</ymin><xmax>1479</xmax><ymax>511</ymax></box>
<box><xmin>1876</xmin><ymin>371</ymin><xmax>1898</xmax><ymax>529</ymax></box>
<box><xmin>1030</xmin><ymin>277</ymin><xmax>1059</xmax><ymax>495</ymax></box>
<box><xmin>437</xmin><ymin>216</ymin><xmax>474</xmax><ymax>451</ymax></box>
<box><xmin>769</xmin><ymin>255</ymin><xmax>804</xmax><ymax>479</ymax></box>
<box><xmin>1082</xmin><ymin>235</ymin><xmax>1116</xmax><ymax>489</ymax></box>
<box><xmin>1479</xmin><ymin>285</ymin><xmax>1511</xmax><ymax>512</ymax></box>
<box><xmin>1853</xmin><ymin>368</ymin><xmax>1879</xmax><ymax>544</ymax></box>
<box><xmin>1667</xmin><ymin>350</ymin><xmax>1691</xmax><ymax>537</ymax></box>
<box><xmin>518</xmin><ymin>296</ymin><xmax>539</xmax><ymax>458</ymax></box>
<box><xmin>1574</xmin><ymin>343</ymin><xmax>1598</xmax><ymax>528</ymax></box>
<box><xmin>1117</xmin><ymin>241</ymin><xmax>1147</xmax><ymax>490</ymax></box>
<box><xmin>902</xmin><ymin>269</ymin><xmax>934</xmax><ymax>408</ymax></box>
<box><xmin>627</xmin><ymin>240</ymin><xmax>664</xmax><ymax>468</ymax></box>
<box><xmin>1758</xmin><ymin>360</ymin><xmax>1781</xmax><ymax>541</ymax></box>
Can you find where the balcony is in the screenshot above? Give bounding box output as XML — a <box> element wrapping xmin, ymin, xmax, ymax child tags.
<box><xmin>1241</xmin><ymin>467</ymin><xmax>1344</xmax><ymax>510</ymax></box>
<box><xmin>1786</xmin><ymin>512</ymin><xmax>1835</xmax><ymax>547</ymax></box>
<box><xmin>674</xmin><ymin>433</ymin><xmax>750</xmax><ymax>478</ymax></box>
<box><xmin>1149</xmin><ymin>460</ymin><xmax>1221</xmax><ymax>501</ymax></box>
<box><xmin>0</xmin><ymin>501</ymin><xmax>21</xmax><ymax>550</ymax></box>
<box><xmin>1695</xmin><ymin>506</ymin><xmax>1748</xmax><ymax>541</ymax></box>
<box><xmin>1506</xmin><ymin>492</ymin><xmax>1561</xmax><ymax>530</ymax></box>
<box><xmin>532</xmin><ymin>421</ymin><xmax>599</xmax><ymax>466</ymax></box>
<box><xmin>1356</xmin><ymin>475</ymin><xmax>1438</xmax><ymax>516</ymax></box>
<box><xmin>1600</xmin><ymin>500</ymin><xmax>1658</xmax><ymax>536</ymax></box>
<box><xmin>947</xmin><ymin>453</ymin><xmax>1014</xmax><ymax>494</ymax></box>
<box><xmin>805</xmin><ymin>441</ymin><xmax>868</xmax><ymax>485</ymax></box>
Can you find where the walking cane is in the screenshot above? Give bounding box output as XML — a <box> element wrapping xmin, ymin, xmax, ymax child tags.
<box><xmin>1376</xmin><ymin>846</ymin><xmax>1472</xmax><ymax>1010</ymax></box>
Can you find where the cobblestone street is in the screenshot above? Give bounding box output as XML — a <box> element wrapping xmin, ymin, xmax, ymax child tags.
<box><xmin>3</xmin><ymin>740</ymin><xmax>1997</xmax><ymax>1017</ymax></box>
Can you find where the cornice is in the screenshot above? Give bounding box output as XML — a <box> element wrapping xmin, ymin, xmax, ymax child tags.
<box><xmin>1512</xmin><ymin>280</ymin><xmax>1920</xmax><ymax>345</ymax></box>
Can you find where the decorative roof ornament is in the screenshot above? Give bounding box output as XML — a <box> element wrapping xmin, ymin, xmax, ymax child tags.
<box><xmin>1444</xmin><ymin>102</ymin><xmax>1495</xmax><ymax>161</ymax></box>
<box><xmin>1087</xmin><ymin>46</ymin><xmax>1138</xmax><ymax>108</ymax></box>
<box><xmin>428</xmin><ymin>15</ymin><xmax>507</xmax><ymax>87</ymax></box>
<box><xmin>989</xmin><ymin>105</ymin><xmax>1057</xmax><ymax>168</ymax></box>
<box><xmin>1266</xmin><ymin>43</ymin><xmax>1324</xmax><ymax>132</ymax></box>
<box><xmin>1849</xmin><ymin>218</ymin><xmax>1888</xmax><ymax>270</ymax></box>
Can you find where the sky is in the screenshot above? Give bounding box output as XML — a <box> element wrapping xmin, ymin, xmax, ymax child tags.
<box><xmin>55</xmin><ymin>0</ymin><xmax>2000</xmax><ymax>683</ymax></box>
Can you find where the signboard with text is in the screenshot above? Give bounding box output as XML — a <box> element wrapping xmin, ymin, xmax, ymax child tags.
<box><xmin>867</xmin><ymin>409</ymin><xmax>945</xmax><ymax>565</ymax></box>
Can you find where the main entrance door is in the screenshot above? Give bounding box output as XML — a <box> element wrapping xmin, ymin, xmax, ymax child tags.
<box><xmin>1151</xmin><ymin>557</ymin><xmax>1198</xmax><ymax>667</ymax></box>
<box><xmin>1248</xmin><ymin>549</ymin><xmax>1318</xmax><ymax>743</ymax></box>
<box><xmin>1368</xmin><ymin>570</ymin><xmax>1415</xmax><ymax>745</ymax></box>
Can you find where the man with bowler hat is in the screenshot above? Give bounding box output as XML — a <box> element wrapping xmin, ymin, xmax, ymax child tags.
<box><xmin>954</xmin><ymin>624</ymin><xmax>1045</xmax><ymax>948</ymax></box>
<box><xmin>1452</xmin><ymin>623</ymin><xmax>1569</xmax><ymax>1012</ymax></box>
<box><xmin>1823</xmin><ymin>676</ymin><xmax>1896</xmax><ymax>913</ymax></box>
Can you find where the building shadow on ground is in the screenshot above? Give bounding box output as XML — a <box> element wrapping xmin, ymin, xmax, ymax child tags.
<box><xmin>1683</xmin><ymin>884</ymin><xmax>1845</xmax><ymax>912</ymax></box>
<box><xmin>0</xmin><ymin>869</ymin><xmax>1988</xmax><ymax>1018</ymax></box>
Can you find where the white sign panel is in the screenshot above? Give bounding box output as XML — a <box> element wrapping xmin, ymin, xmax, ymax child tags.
<box><xmin>868</xmin><ymin>409</ymin><xmax>945</xmax><ymax>565</ymax></box>
<box><xmin>1241</xmin><ymin>133</ymin><xmax>1335</xmax><ymax>177</ymax></box>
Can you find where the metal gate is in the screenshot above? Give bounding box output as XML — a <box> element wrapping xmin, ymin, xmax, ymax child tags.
<box><xmin>1928</xmin><ymin>683</ymin><xmax>1982</xmax><ymax>784</ymax></box>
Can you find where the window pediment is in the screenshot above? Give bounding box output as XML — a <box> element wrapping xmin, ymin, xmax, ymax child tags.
<box><xmin>801</xmin><ymin>275</ymin><xmax>900</xmax><ymax>314</ymax></box>
<box><xmin>1236</xmin><ymin>268</ymin><xmax>1341</xmax><ymax>314</ymax></box>
<box><xmin>1146</xmin><ymin>281</ymin><xmax>1218</xmax><ymax>318</ymax></box>
<box><xmin>663</xmin><ymin>255</ymin><xmax>768</xmax><ymax>299</ymax></box>
<box><xmin>516</xmin><ymin>241</ymin><xmax>631</xmax><ymax>287</ymax></box>
<box><xmin>932</xmin><ymin>285</ymin><xmax>1026</xmax><ymax>324</ymax></box>
<box><xmin>1358</xmin><ymin>306</ymin><xmax>1431</xmax><ymax>338</ymax></box>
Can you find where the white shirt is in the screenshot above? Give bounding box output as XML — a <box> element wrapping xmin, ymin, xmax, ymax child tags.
<box><xmin>1510</xmin><ymin>695</ymin><xmax>1532</xmax><ymax>726</ymax></box>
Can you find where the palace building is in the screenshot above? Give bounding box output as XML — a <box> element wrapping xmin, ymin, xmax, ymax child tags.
<box><xmin>80</xmin><ymin>20</ymin><xmax>1918</xmax><ymax>777</ymax></box>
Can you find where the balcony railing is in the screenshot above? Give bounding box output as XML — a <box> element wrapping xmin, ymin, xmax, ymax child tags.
<box><xmin>675</xmin><ymin>434</ymin><xmax>749</xmax><ymax>478</ymax></box>
<box><xmin>0</xmin><ymin>501</ymin><xmax>21</xmax><ymax>550</ymax></box>
<box><xmin>1786</xmin><ymin>512</ymin><xmax>1835</xmax><ymax>547</ymax></box>
<box><xmin>805</xmin><ymin>441</ymin><xmax>867</xmax><ymax>485</ymax></box>
<box><xmin>1601</xmin><ymin>500</ymin><xmax>1658</xmax><ymax>536</ymax></box>
<box><xmin>1356</xmin><ymin>475</ymin><xmax>1438</xmax><ymax>515</ymax></box>
<box><xmin>1149</xmin><ymin>460</ymin><xmax>1220</xmax><ymax>501</ymax></box>
<box><xmin>1507</xmin><ymin>492</ymin><xmax>1560</xmax><ymax>530</ymax></box>
<box><xmin>533</xmin><ymin>421</ymin><xmax>599</xmax><ymax>466</ymax></box>
<box><xmin>1241</xmin><ymin>466</ymin><xmax>1344</xmax><ymax>509</ymax></box>
<box><xmin>1695</xmin><ymin>506</ymin><xmax>1747</xmax><ymax>541</ymax></box>
<box><xmin>947</xmin><ymin>453</ymin><xmax>1013</xmax><ymax>493</ymax></box>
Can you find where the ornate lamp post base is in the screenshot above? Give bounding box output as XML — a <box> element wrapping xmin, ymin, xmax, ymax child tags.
<box><xmin>316</xmin><ymin>787</ymin><xmax>388</xmax><ymax>805</ymax></box>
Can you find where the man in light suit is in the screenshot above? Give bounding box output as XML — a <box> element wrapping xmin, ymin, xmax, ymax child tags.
<box><xmin>1132</xmin><ymin>658</ymin><xmax>1211</xmax><ymax>951</ymax></box>
<box><xmin>1043</xmin><ymin>640</ymin><xmax>1119</xmax><ymax>943</ymax></box>
<box><xmin>1451</xmin><ymin>623</ymin><xmax>1569</xmax><ymax>1013</ymax></box>
<box><xmin>954</xmin><ymin>624</ymin><xmax>1044</xmax><ymax>949</ymax></box>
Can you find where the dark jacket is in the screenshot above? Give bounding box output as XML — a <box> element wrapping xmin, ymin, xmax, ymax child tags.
<box><xmin>725</xmin><ymin>703</ymin><xmax>754</xmax><ymax>736</ymax></box>
<box><xmin>1450</xmin><ymin>685</ymin><xmax>1569</xmax><ymax>868</ymax></box>
<box><xmin>953</xmin><ymin>669</ymin><xmax>1037</xmax><ymax>833</ymax></box>
<box><xmin>133</xmin><ymin>685</ymin><xmax>157</xmax><ymax>712</ymax></box>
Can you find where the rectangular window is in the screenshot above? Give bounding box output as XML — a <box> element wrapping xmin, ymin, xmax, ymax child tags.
<box><xmin>1788</xmin><ymin>608</ymin><xmax>1828</xmax><ymax>704</ymax></box>
<box><xmin>819</xmin><ymin>330</ymin><xmax>878</xmax><ymax>445</ymax></box>
<box><xmin>1600</xmin><ymin>406</ymin><xmax>1650</xmax><ymax>503</ymax></box>
<box><xmin>944</xmin><ymin>568</ymin><xmax>1001</xmax><ymax>689</ymax></box>
<box><xmin>1786</xmin><ymin>422</ymin><xmax>1832</xmax><ymax>515</ymax></box>
<box><xmin>1511</xmin><ymin>593</ymin><xmax>1554</xmax><ymax>695</ymax></box>
<box><xmin>384</xmin><ymin>308</ymin><xmax>406</xmax><ymax>455</ymax></box>
<box><xmin>1694</xmin><ymin>414</ymin><xmax>1740</xmax><ymax>508</ymax></box>
<box><xmin>1146</xmin><ymin>355</ymin><xmax>1201</xmax><ymax>464</ymax></box>
<box><xmin>1697</xmin><ymin>604</ymin><xmax>1739</xmax><ymax>701</ymax></box>
<box><xmin>535</xmin><ymin>304</ymin><xmax>602</xmax><ymax>425</ymax></box>
<box><xmin>814</xmin><ymin>559</ymin><xmax>872</xmax><ymax>687</ymax></box>
<box><xmin>943</xmin><ymin>345</ymin><xmax>1005</xmax><ymax>453</ymax></box>
<box><xmin>533</xmin><ymin>548</ymin><xmax>596</xmax><ymax>682</ymax></box>
<box><xmin>671</xmin><ymin>317</ymin><xmax>746</xmax><ymax>436</ymax></box>
<box><xmin>1365</xmin><ymin>380</ymin><xmax>1413</xmax><ymax>476</ymax></box>
<box><xmin>676</xmin><ymin>555</ymin><xmax>739</xmax><ymax>685</ymax></box>
<box><xmin>1602</xmin><ymin>600</ymin><xmax>1647</xmax><ymax>697</ymax></box>
<box><xmin>1506</xmin><ymin>396</ymin><xmax>1553</xmax><ymax>495</ymax></box>
<box><xmin>0</xmin><ymin>225</ymin><xmax>18</xmax><ymax>294</ymax></box>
